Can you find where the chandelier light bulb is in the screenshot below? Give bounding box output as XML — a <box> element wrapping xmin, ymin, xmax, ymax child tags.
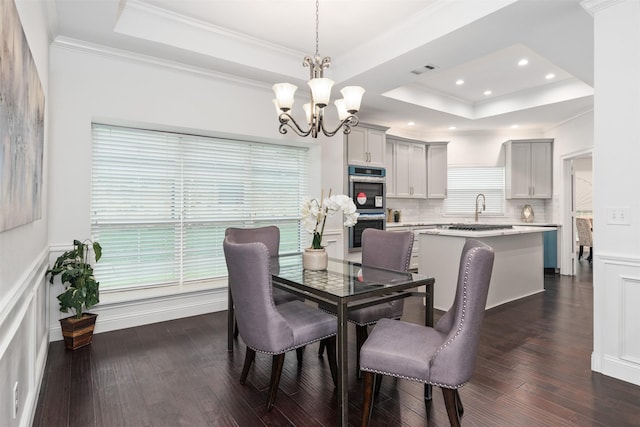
<box><xmin>340</xmin><ymin>86</ymin><xmax>365</xmax><ymax>113</ymax></box>
<box><xmin>308</xmin><ymin>78</ymin><xmax>334</xmax><ymax>108</ymax></box>
<box><xmin>272</xmin><ymin>83</ymin><xmax>297</xmax><ymax>111</ymax></box>
<box><xmin>334</xmin><ymin>99</ymin><xmax>348</xmax><ymax>121</ymax></box>
<box><xmin>303</xmin><ymin>103</ymin><xmax>313</xmax><ymax>125</ymax></box>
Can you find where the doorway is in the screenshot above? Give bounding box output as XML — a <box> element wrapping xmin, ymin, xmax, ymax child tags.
<box><xmin>560</xmin><ymin>150</ymin><xmax>593</xmax><ymax>276</ymax></box>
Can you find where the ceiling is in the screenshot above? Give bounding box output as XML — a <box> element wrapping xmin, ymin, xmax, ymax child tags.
<box><xmin>47</xmin><ymin>0</ymin><xmax>594</xmax><ymax>136</ymax></box>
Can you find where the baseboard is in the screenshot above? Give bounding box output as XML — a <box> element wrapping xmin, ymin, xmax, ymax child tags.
<box><xmin>49</xmin><ymin>287</ymin><xmax>228</xmax><ymax>341</ymax></box>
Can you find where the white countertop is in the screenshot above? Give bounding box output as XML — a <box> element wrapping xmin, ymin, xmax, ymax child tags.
<box><xmin>417</xmin><ymin>225</ymin><xmax>557</xmax><ymax>238</ymax></box>
<box><xmin>386</xmin><ymin>221</ymin><xmax>559</xmax><ymax>229</ymax></box>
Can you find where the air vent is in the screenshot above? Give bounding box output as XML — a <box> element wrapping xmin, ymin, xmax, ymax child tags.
<box><xmin>411</xmin><ymin>64</ymin><xmax>438</xmax><ymax>75</ymax></box>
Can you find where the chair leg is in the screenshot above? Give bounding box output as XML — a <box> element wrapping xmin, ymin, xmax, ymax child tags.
<box><xmin>267</xmin><ymin>354</ymin><xmax>286</xmax><ymax>411</ymax></box>
<box><xmin>442</xmin><ymin>388</ymin><xmax>462</xmax><ymax>427</ymax></box>
<box><xmin>374</xmin><ymin>373</ymin><xmax>382</xmax><ymax>395</ymax></box>
<box><xmin>578</xmin><ymin>245</ymin><xmax>584</xmax><ymax>260</ymax></box>
<box><xmin>296</xmin><ymin>347</ymin><xmax>305</xmax><ymax>364</ymax></box>
<box><xmin>325</xmin><ymin>336</ymin><xmax>338</xmax><ymax>387</ymax></box>
<box><xmin>240</xmin><ymin>347</ymin><xmax>256</xmax><ymax>384</ymax></box>
<box><xmin>587</xmin><ymin>246</ymin><xmax>593</xmax><ymax>263</ymax></box>
<box><xmin>355</xmin><ymin>325</ymin><xmax>369</xmax><ymax>379</ymax></box>
<box><xmin>234</xmin><ymin>319</ymin><xmax>239</xmax><ymax>338</ymax></box>
<box><xmin>361</xmin><ymin>371</ymin><xmax>375</xmax><ymax>427</ymax></box>
<box><xmin>318</xmin><ymin>338</ymin><xmax>327</xmax><ymax>356</ymax></box>
<box><xmin>455</xmin><ymin>389</ymin><xmax>464</xmax><ymax>417</ymax></box>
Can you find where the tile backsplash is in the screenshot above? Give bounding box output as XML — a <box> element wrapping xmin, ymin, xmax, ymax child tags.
<box><xmin>386</xmin><ymin>198</ymin><xmax>550</xmax><ymax>224</ymax></box>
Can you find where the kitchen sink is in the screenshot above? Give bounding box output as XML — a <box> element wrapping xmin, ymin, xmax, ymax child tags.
<box><xmin>446</xmin><ymin>223</ymin><xmax>514</xmax><ymax>231</ymax></box>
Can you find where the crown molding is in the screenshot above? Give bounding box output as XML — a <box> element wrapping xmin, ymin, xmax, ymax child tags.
<box><xmin>580</xmin><ymin>0</ymin><xmax>626</xmax><ymax>16</ymax></box>
<box><xmin>50</xmin><ymin>36</ymin><xmax>270</xmax><ymax>91</ymax></box>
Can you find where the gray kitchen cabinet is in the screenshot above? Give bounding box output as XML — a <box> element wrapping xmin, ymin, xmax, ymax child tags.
<box><xmin>427</xmin><ymin>142</ymin><xmax>448</xmax><ymax>198</ymax></box>
<box><xmin>504</xmin><ymin>138</ymin><xmax>553</xmax><ymax>199</ymax></box>
<box><xmin>346</xmin><ymin>124</ymin><xmax>387</xmax><ymax>168</ymax></box>
<box><xmin>387</xmin><ymin>136</ymin><xmax>426</xmax><ymax>199</ymax></box>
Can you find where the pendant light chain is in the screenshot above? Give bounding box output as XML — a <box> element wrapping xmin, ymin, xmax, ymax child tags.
<box><xmin>315</xmin><ymin>0</ymin><xmax>320</xmax><ymax>57</ymax></box>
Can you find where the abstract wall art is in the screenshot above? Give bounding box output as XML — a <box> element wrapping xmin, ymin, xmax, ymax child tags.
<box><xmin>0</xmin><ymin>0</ymin><xmax>45</xmax><ymax>231</ymax></box>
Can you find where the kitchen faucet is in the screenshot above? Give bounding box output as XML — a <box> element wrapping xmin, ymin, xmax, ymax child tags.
<box><xmin>475</xmin><ymin>193</ymin><xmax>486</xmax><ymax>222</ymax></box>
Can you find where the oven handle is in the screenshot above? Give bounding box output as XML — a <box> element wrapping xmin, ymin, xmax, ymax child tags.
<box><xmin>349</xmin><ymin>175</ymin><xmax>386</xmax><ymax>183</ymax></box>
<box><xmin>357</xmin><ymin>213</ymin><xmax>386</xmax><ymax>220</ymax></box>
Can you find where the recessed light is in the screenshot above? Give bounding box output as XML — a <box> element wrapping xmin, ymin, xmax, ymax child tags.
<box><xmin>545</xmin><ymin>73</ymin><xmax>556</xmax><ymax>80</ymax></box>
<box><xmin>449</xmin><ymin>126</ymin><xmax>457</xmax><ymax>130</ymax></box>
<box><xmin>407</xmin><ymin>121</ymin><xmax>415</xmax><ymax>126</ymax></box>
<box><xmin>511</xmin><ymin>124</ymin><xmax>519</xmax><ymax>129</ymax></box>
<box><xmin>455</xmin><ymin>79</ymin><xmax>464</xmax><ymax>85</ymax></box>
<box><xmin>518</xmin><ymin>58</ymin><xmax>529</xmax><ymax>66</ymax></box>
<box><xmin>484</xmin><ymin>90</ymin><xmax>492</xmax><ymax>96</ymax></box>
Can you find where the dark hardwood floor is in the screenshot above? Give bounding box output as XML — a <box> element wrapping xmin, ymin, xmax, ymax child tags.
<box><xmin>33</xmin><ymin>261</ymin><xmax>640</xmax><ymax>426</ymax></box>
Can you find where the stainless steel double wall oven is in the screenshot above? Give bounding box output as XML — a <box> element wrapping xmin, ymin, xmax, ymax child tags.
<box><xmin>348</xmin><ymin>165</ymin><xmax>386</xmax><ymax>251</ymax></box>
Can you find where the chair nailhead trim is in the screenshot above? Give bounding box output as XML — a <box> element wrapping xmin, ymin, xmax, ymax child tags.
<box><xmin>248</xmin><ymin>332</ymin><xmax>337</xmax><ymax>355</ymax></box>
<box><xmin>360</xmin><ymin>367</ymin><xmax>467</xmax><ymax>389</ymax></box>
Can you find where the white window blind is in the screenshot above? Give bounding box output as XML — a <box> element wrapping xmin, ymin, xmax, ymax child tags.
<box><xmin>445</xmin><ymin>167</ymin><xmax>505</xmax><ymax>216</ymax></box>
<box><xmin>91</xmin><ymin>124</ymin><xmax>308</xmax><ymax>289</ymax></box>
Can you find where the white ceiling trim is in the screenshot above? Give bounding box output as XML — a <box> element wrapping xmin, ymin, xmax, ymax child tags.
<box><xmin>383</xmin><ymin>77</ymin><xmax>593</xmax><ymax>121</ymax></box>
<box><xmin>114</xmin><ymin>0</ymin><xmax>306</xmax><ymax>80</ymax></box>
<box><xmin>580</xmin><ymin>0</ymin><xmax>626</xmax><ymax>16</ymax></box>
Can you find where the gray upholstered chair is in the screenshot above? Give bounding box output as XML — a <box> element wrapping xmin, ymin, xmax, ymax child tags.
<box><xmin>223</xmin><ymin>237</ymin><xmax>338</xmax><ymax>411</ymax></box>
<box><xmin>318</xmin><ymin>228</ymin><xmax>414</xmax><ymax>377</ymax></box>
<box><xmin>359</xmin><ymin>239</ymin><xmax>494</xmax><ymax>427</ymax></box>
<box><xmin>225</xmin><ymin>226</ymin><xmax>300</xmax><ymax>343</ymax></box>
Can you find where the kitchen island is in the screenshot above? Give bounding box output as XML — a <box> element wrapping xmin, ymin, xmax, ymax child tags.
<box><xmin>418</xmin><ymin>225</ymin><xmax>556</xmax><ymax>310</ymax></box>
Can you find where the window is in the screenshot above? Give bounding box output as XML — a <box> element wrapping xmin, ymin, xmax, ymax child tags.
<box><xmin>91</xmin><ymin>124</ymin><xmax>308</xmax><ymax>289</ymax></box>
<box><xmin>445</xmin><ymin>167</ymin><xmax>505</xmax><ymax>216</ymax></box>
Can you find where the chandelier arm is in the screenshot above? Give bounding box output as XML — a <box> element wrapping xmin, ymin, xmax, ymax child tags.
<box><xmin>320</xmin><ymin>115</ymin><xmax>359</xmax><ymax>137</ymax></box>
<box><xmin>278</xmin><ymin>113</ymin><xmax>313</xmax><ymax>137</ymax></box>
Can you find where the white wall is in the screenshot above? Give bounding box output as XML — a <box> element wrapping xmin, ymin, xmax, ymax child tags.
<box><xmin>0</xmin><ymin>1</ymin><xmax>50</xmax><ymax>426</ymax></box>
<box><xmin>47</xmin><ymin>40</ymin><xmax>324</xmax><ymax>338</ymax></box>
<box><xmin>590</xmin><ymin>0</ymin><xmax>640</xmax><ymax>387</ymax></box>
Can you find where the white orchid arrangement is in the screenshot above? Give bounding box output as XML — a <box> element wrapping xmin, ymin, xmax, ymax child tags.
<box><xmin>301</xmin><ymin>190</ymin><xmax>359</xmax><ymax>249</ymax></box>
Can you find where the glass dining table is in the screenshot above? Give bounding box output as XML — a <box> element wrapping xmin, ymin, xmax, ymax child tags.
<box><xmin>227</xmin><ymin>253</ymin><xmax>435</xmax><ymax>427</ymax></box>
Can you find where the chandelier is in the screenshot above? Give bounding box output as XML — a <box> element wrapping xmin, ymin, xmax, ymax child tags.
<box><xmin>272</xmin><ymin>0</ymin><xmax>365</xmax><ymax>138</ymax></box>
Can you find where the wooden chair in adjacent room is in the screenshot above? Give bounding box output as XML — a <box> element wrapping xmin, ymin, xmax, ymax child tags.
<box><xmin>223</xmin><ymin>238</ymin><xmax>338</xmax><ymax>411</ymax></box>
<box><xmin>359</xmin><ymin>239</ymin><xmax>495</xmax><ymax>427</ymax></box>
<box><xmin>318</xmin><ymin>228</ymin><xmax>414</xmax><ymax>378</ymax></box>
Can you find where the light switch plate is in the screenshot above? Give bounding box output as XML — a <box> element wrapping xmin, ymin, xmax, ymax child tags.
<box><xmin>607</xmin><ymin>207</ymin><xmax>630</xmax><ymax>225</ymax></box>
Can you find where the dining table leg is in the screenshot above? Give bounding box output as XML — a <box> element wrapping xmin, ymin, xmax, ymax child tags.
<box><xmin>425</xmin><ymin>282</ymin><xmax>433</xmax><ymax>401</ymax></box>
<box><xmin>336</xmin><ymin>300</ymin><xmax>349</xmax><ymax>426</ymax></box>
<box><xmin>227</xmin><ymin>289</ymin><xmax>234</xmax><ymax>352</ymax></box>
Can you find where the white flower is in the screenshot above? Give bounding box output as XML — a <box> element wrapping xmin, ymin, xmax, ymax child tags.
<box><xmin>301</xmin><ymin>192</ymin><xmax>359</xmax><ymax>249</ymax></box>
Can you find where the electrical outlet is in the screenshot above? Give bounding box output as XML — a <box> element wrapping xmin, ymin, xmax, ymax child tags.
<box><xmin>12</xmin><ymin>381</ymin><xmax>18</xmax><ymax>419</ymax></box>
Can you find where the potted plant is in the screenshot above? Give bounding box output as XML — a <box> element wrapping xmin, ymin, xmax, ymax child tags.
<box><xmin>47</xmin><ymin>239</ymin><xmax>102</xmax><ymax>350</ymax></box>
<box><xmin>301</xmin><ymin>189</ymin><xmax>358</xmax><ymax>270</ymax></box>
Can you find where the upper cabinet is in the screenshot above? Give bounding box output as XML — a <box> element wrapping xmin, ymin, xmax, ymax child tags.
<box><xmin>427</xmin><ymin>142</ymin><xmax>448</xmax><ymax>199</ymax></box>
<box><xmin>504</xmin><ymin>139</ymin><xmax>553</xmax><ymax>199</ymax></box>
<box><xmin>386</xmin><ymin>136</ymin><xmax>448</xmax><ymax>200</ymax></box>
<box><xmin>393</xmin><ymin>138</ymin><xmax>427</xmax><ymax>198</ymax></box>
<box><xmin>346</xmin><ymin>124</ymin><xmax>387</xmax><ymax>168</ymax></box>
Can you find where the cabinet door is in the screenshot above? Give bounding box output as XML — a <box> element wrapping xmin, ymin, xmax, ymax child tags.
<box><xmin>427</xmin><ymin>143</ymin><xmax>448</xmax><ymax>198</ymax></box>
<box><xmin>367</xmin><ymin>129</ymin><xmax>386</xmax><ymax>167</ymax></box>
<box><xmin>409</xmin><ymin>143</ymin><xmax>427</xmax><ymax>198</ymax></box>
<box><xmin>507</xmin><ymin>143</ymin><xmax>532</xmax><ymax>198</ymax></box>
<box><xmin>385</xmin><ymin>140</ymin><xmax>396</xmax><ymax>197</ymax></box>
<box><xmin>346</xmin><ymin>127</ymin><xmax>367</xmax><ymax>166</ymax></box>
<box><xmin>394</xmin><ymin>141</ymin><xmax>412</xmax><ymax>197</ymax></box>
<box><xmin>530</xmin><ymin>142</ymin><xmax>552</xmax><ymax>198</ymax></box>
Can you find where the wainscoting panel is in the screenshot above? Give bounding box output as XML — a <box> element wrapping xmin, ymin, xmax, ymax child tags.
<box><xmin>0</xmin><ymin>250</ymin><xmax>49</xmax><ymax>427</ymax></box>
<box><xmin>594</xmin><ymin>254</ymin><xmax>640</xmax><ymax>387</ymax></box>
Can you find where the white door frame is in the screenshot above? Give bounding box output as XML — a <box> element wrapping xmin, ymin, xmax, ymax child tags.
<box><xmin>560</xmin><ymin>148</ymin><xmax>593</xmax><ymax>275</ymax></box>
